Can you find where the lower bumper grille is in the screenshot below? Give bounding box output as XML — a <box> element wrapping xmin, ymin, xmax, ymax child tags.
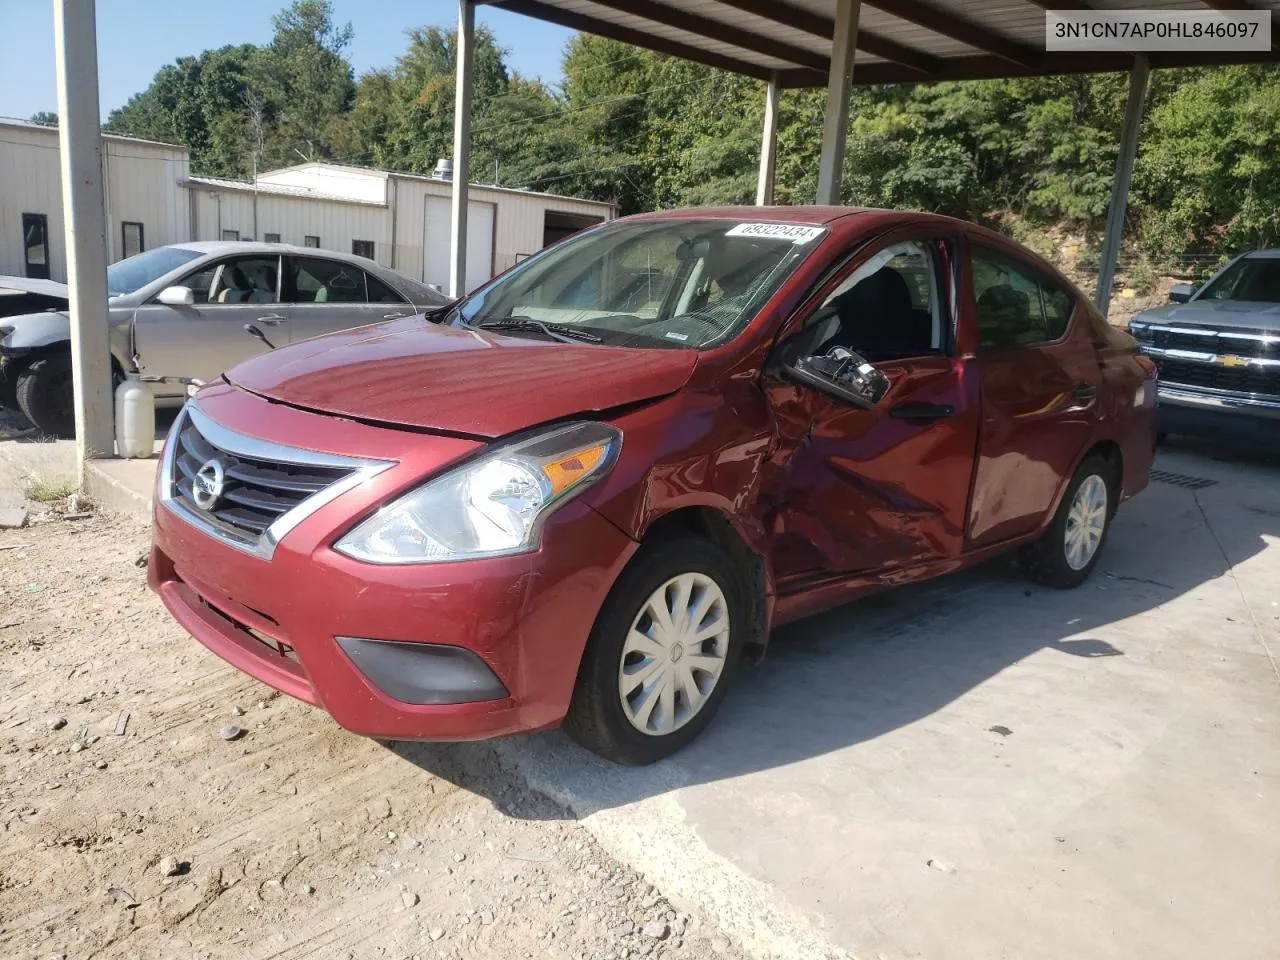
<box><xmin>1155</xmin><ymin>357</ymin><xmax>1280</xmax><ymax>398</ymax></box>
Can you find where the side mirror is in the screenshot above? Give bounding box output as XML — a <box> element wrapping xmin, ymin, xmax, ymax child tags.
<box><xmin>1168</xmin><ymin>283</ymin><xmax>1194</xmax><ymax>304</ymax></box>
<box><xmin>157</xmin><ymin>285</ymin><xmax>194</xmax><ymax>306</ymax></box>
<box><xmin>781</xmin><ymin>346</ymin><xmax>891</xmax><ymax>410</ymax></box>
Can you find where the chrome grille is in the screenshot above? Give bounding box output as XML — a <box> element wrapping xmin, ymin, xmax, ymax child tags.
<box><xmin>1146</xmin><ymin>326</ymin><xmax>1279</xmax><ymax>360</ymax></box>
<box><xmin>172</xmin><ymin>419</ymin><xmax>352</xmax><ymax>539</ymax></box>
<box><xmin>160</xmin><ymin>403</ymin><xmax>392</xmax><ymax>559</ymax></box>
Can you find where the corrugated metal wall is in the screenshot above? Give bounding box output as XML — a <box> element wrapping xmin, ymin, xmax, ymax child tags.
<box><xmin>0</xmin><ymin>122</ymin><xmax>190</xmax><ymax>281</ymax></box>
<box><xmin>393</xmin><ymin>176</ymin><xmax>612</xmax><ymax>289</ymax></box>
<box><xmin>190</xmin><ymin>189</ymin><xmax>393</xmax><ymax>266</ymax></box>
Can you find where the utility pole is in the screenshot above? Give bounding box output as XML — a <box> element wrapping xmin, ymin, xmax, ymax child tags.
<box><xmin>53</xmin><ymin>0</ymin><xmax>114</xmax><ymax>468</ymax></box>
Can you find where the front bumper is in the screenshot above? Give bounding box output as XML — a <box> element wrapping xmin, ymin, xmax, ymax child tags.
<box><xmin>1157</xmin><ymin>382</ymin><xmax>1280</xmax><ymax>444</ymax></box>
<box><xmin>150</xmin><ymin>385</ymin><xmax>638</xmax><ymax>741</ymax></box>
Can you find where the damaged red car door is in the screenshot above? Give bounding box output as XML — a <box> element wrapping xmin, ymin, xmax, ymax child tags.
<box><xmin>762</xmin><ymin>228</ymin><xmax>980</xmax><ymax>596</ymax></box>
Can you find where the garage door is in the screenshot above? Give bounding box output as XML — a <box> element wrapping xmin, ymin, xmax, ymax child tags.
<box><xmin>423</xmin><ymin>195</ymin><xmax>495</xmax><ymax>295</ymax></box>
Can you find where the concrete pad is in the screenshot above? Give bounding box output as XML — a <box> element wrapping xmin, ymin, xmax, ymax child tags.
<box><xmin>84</xmin><ymin>455</ymin><xmax>157</xmax><ymax>516</ymax></box>
<box><xmin>481</xmin><ymin>445</ymin><xmax>1280</xmax><ymax>960</ymax></box>
<box><xmin>0</xmin><ymin>435</ymin><xmax>76</xmax><ymax>509</ymax></box>
<box><xmin>50</xmin><ymin>422</ymin><xmax>1280</xmax><ymax>960</ymax></box>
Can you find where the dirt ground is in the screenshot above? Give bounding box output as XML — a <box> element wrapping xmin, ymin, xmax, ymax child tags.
<box><xmin>0</xmin><ymin>506</ymin><xmax>746</xmax><ymax>960</ymax></box>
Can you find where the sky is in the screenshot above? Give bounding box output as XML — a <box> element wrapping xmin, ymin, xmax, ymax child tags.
<box><xmin>0</xmin><ymin>0</ymin><xmax>576</xmax><ymax>122</ymax></box>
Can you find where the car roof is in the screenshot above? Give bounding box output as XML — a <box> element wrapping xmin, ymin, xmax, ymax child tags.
<box><xmin>170</xmin><ymin>240</ymin><xmax>367</xmax><ymax>259</ymax></box>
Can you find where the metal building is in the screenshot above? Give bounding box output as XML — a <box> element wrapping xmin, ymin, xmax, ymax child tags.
<box><xmin>1</xmin><ymin>119</ymin><xmax>614</xmax><ymax>292</ymax></box>
<box><xmin>0</xmin><ymin>118</ymin><xmax>190</xmax><ymax>282</ymax></box>
<box><xmin>184</xmin><ymin>163</ymin><xmax>614</xmax><ymax>293</ymax></box>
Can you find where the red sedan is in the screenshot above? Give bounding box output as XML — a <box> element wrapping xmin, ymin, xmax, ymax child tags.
<box><xmin>150</xmin><ymin>207</ymin><xmax>1157</xmax><ymax>764</ymax></box>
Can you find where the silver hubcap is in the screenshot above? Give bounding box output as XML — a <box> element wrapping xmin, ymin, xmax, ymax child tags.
<box><xmin>619</xmin><ymin>573</ymin><xmax>730</xmax><ymax>737</ymax></box>
<box><xmin>1064</xmin><ymin>474</ymin><xmax>1108</xmax><ymax>571</ymax></box>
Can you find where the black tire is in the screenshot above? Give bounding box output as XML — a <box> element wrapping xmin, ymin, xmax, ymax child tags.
<box><xmin>563</xmin><ymin>535</ymin><xmax>747</xmax><ymax>765</ymax></box>
<box><xmin>0</xmin><ymin>358</ymin><xmax>21</xmax><ymax>412</ymax></box>
<box><xmin>16</xmin><ymin>353</ymin><xmax>75</xmax><ymax>439</ymax></box>
<box><xmin>1156</xmin><ymin>432</ymin><xmax>1169</xmax><ymax>446</ymax></box>
<box><xmin>1020</xmin><ymin>454</ymin><xmax>1115</xmax><ymax>589</ymax></box>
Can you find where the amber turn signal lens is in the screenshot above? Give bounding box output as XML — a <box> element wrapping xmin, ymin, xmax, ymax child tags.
<box><xmin>542</xmin><ymin>444</ymin><xmax>608</xmax><ymax>496</ymax></box>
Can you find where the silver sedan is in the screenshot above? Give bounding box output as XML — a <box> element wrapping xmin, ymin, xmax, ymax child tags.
<box><xmin>0</xmin><ymin>241</ymin><xmax>451</xmax><ymax>437</ymax></box>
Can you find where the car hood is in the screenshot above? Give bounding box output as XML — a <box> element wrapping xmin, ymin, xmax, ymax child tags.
<box><xmin>1133</xmin><ymin>299</ymin><xmax>1280</xmax><ymax>332</ymax></box>
<box><xmin>224</xmin><ymin>317</ymin><xmax>698</xmax><ymax>438</ymax></box>
<box><xmin>0</xmin><ymin>276</ymin><xmax>69</xmax><ymax>299</ymax></box>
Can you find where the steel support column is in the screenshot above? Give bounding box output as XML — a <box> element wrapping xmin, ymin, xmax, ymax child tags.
<box><xmin>449</xmin><ymin>0</ymin><xmax>475</xmax><ymax>298</ymax></box>
<box><xmin>815</xmin><ymin>0</ymin><xmax>861</xmax><ymax>205</ymax></box>
<box><xmin>1095</xmin><ymin>55</ymin><xmax>1150</xmax><ymax>318</ymax></box>
<box><xmin>755</xmin><ymin>72</ymin><xmax>780</xmax><ymax>205</ymax></box>
<box><xmin>53</xmin><ymin>0</ymin><xmax>114</xmax><ymax>467</ymax></box>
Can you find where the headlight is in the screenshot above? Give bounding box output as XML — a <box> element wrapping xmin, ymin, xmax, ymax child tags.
<box><xmin>1128</xmin><ymin>320</ymin><xmax>1150</xmax><ymax>337</ymax></box>
<box><xmin>334</xmin><ymin>421</ymin><xmax>621</xmax><ymax>564</ymax></box>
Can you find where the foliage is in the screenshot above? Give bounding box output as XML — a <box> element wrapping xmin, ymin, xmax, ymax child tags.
<box><xmin>104</xmin><ymin>2</ymin><xmax>1280</xmax><ymax>262</ymax></box>
<box><xmin>28</xmin><ymin>111</ymin><xmax>57</xmax><ymax>126</ymax></box>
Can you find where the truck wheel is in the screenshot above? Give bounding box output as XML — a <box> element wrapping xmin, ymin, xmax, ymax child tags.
<box><xmin>16</xmin><ymin>354</ymin><xmax>75</xmax><ymax>439</ymax></box>
<box><xmin>563</xmin><ymin>535</ymin><xmax>745</xmax><ymax>765</ymax></box>
<box><xmin>1020</xmin><ymin>454</ymin><xmax>1115</xmax><ymax>589</ymax></box>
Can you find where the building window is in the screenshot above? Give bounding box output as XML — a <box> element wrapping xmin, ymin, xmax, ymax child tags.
<box><xmin>21</xmin><ymin>213</ymin><xmax>50</xmax><ymax>280</ymax></box>
<box><xmin>304</xmin><ymin>235</ymin><xmax>320</xmax><ymax>248</ymax></box>
<box><xmin>122</xmin><ymin>221</ymin><xmax>144</xmax><ymax>258</ymax></box>
<box><xmin>352</xmin><ymin>239</ymin><xmax>375</xmax><ymax>259</ymax></box>
<box><xmin>222</xmin><ymin>229</ymin><xmax>240</xmax><ymax>241</ymax></box>
<box><xmin>264</xmin><ymin>232</ymin><xmax>281</xmax><ymax>244</ymax></box>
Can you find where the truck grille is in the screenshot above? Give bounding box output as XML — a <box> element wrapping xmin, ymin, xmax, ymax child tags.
<box><xmin>1145</xmin><ymin>325</ymin><xmax>1279</xmax><ymax>360</ymax></box>
<box><xmin>1155</xmin><ymin>357</ymin><xmax>1280</xmax><ymax>398</ymax></box>
<box><xmin>172</xmin><ymin>418</ymin><xmax>355</xmax><ymax>542</ymax></box>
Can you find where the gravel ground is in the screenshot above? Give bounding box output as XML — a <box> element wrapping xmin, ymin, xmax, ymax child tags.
<box><xmin>0</xmin><ymin>505</ymin><xmax>747</xmax><ymax>960</ymax></box>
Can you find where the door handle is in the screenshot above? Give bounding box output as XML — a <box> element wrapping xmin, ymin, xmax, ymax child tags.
<box><xmin>383</xmin><ymin>312</ymin><xmax>408</xmax><ymax>320</ymax></box>
<box><xmin>1073</xmin><ymin>385</ymin><xmax>1098</xmax><ymax>401</ymax></box>
<box><xmin>889</xmin><ymin>402</ymin><xmax>955</xmax><ymax>422</ymax></box>
<box><xmin>256</xmin><ymin>315</ymin><xmax>286</xmax><ymax>326</ymax></box>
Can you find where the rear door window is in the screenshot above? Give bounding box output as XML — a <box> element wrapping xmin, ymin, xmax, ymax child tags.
<box><xmin>971</xmin><ymin>246</ymin><xmax>1074</xmax><ymax>348</ymax></box>
<box><xmin>290</xmin><ymin>258</ymin><xmax>367</xmax><ymax>304</ymax></box>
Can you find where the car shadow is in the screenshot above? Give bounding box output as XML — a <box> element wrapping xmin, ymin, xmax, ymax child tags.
<box><xmin>388</xmin><ymin>459</ymin><xmax>1280</xmax><ymax>820</ymax></box>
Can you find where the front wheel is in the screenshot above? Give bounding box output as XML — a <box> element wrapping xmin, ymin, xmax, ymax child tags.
<box><xmin>563</xmin><ymin>535</ymin><xmax>745</xmax><ymax>765</ymax></box>
<box><xmin>16</xmin><ymin>353</ymin><xmax>74</xmax><ymax>438</ymax></box>
<box><xmin>1020</xmin><ymin>454</ymin><xmax>1115</xmax><ymax>589</ymax></box>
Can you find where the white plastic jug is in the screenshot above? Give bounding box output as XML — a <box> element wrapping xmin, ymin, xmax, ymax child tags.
<box><xmin>114</xmin><ymin>376</ymin><xmax>155</xmax><ymax>459</ymax></box>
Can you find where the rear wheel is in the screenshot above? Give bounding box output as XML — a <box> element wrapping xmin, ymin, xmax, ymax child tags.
<box><xmin>16</xmin><ymin>353</ymin><xmax>74</xmax><ymax>438</ymax></box>
<box><xmin>1020</xmin><ymin>454</ymin><xmax>1114</xmax><ymax>589</ymax></box>
<box><xmin>563</xmin><ymin>535</ymin><xmax>745</xmax><ymax>765</ymax></box>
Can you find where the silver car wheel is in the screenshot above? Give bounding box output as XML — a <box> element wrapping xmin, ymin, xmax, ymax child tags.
<box><xmin>618</xmin><ymin>572</ymin><xmax>730</xmax><ymax>737</ymax></box>
<box><xmin>1064</xmin><ymin>474</ymin><xmax>1108</xmax><ymax>571</ymax></box>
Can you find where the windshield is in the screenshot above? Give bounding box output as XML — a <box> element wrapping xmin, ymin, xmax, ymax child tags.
<box><xmin>454</xmin><ymin>219</ymin><xmax>827</xmax><ymax>348</ymax></box>
<box><xmin>106</xmin><ymin>246</ymin><xmax>203</xmax><ymax>297</ymax></box>
<box><xmin>1197</xmin><ymin>257</ymin><xmax>1280</xmax><ymax>304</ymax></box>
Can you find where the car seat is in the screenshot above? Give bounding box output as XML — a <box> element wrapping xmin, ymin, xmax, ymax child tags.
<box><xmin>828</xmin><ymin>267</ymin><xmax>933</xmax><ymax>359</ymax></box>
<box><xmin>217</xmin><ymin>266</ymin><xmax>252</xmax><ymax>303</ymax></box>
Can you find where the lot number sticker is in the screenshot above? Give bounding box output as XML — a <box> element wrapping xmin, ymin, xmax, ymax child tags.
<box><xmin>725</xmin><ymin>223</ymin><xmax>825</xmax><ymax>243</ymax></box>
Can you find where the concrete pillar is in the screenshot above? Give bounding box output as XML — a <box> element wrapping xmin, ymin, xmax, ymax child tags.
<box><xmin>1095</xmin><ymin>56</ymin><xmax>1150</xmax><ymax>319</ymax></box>
<box><xmin>756</xmin><ymin>73</ymin><xmax>780</xmax><ymax>206</ymax></box>
<box><xmin>815</xmin><ymin>0</ymin><xmax>861</xmax><ymax>205</ymax></box>
<box><xmin>449</xmin><ymin>0</ymin><xmax>474</xmax><ymax>298</ymax></box>
<box><xmin>52</xmin><ymin>0</ymin><xmax>114</xmax><ymax>467</ymax></box>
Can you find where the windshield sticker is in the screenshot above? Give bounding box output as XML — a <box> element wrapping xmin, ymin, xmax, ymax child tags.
<box><xmin>725</xmin><ymin>223</ymin><xmax>825</xmax><ymax>244</ymax></box>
